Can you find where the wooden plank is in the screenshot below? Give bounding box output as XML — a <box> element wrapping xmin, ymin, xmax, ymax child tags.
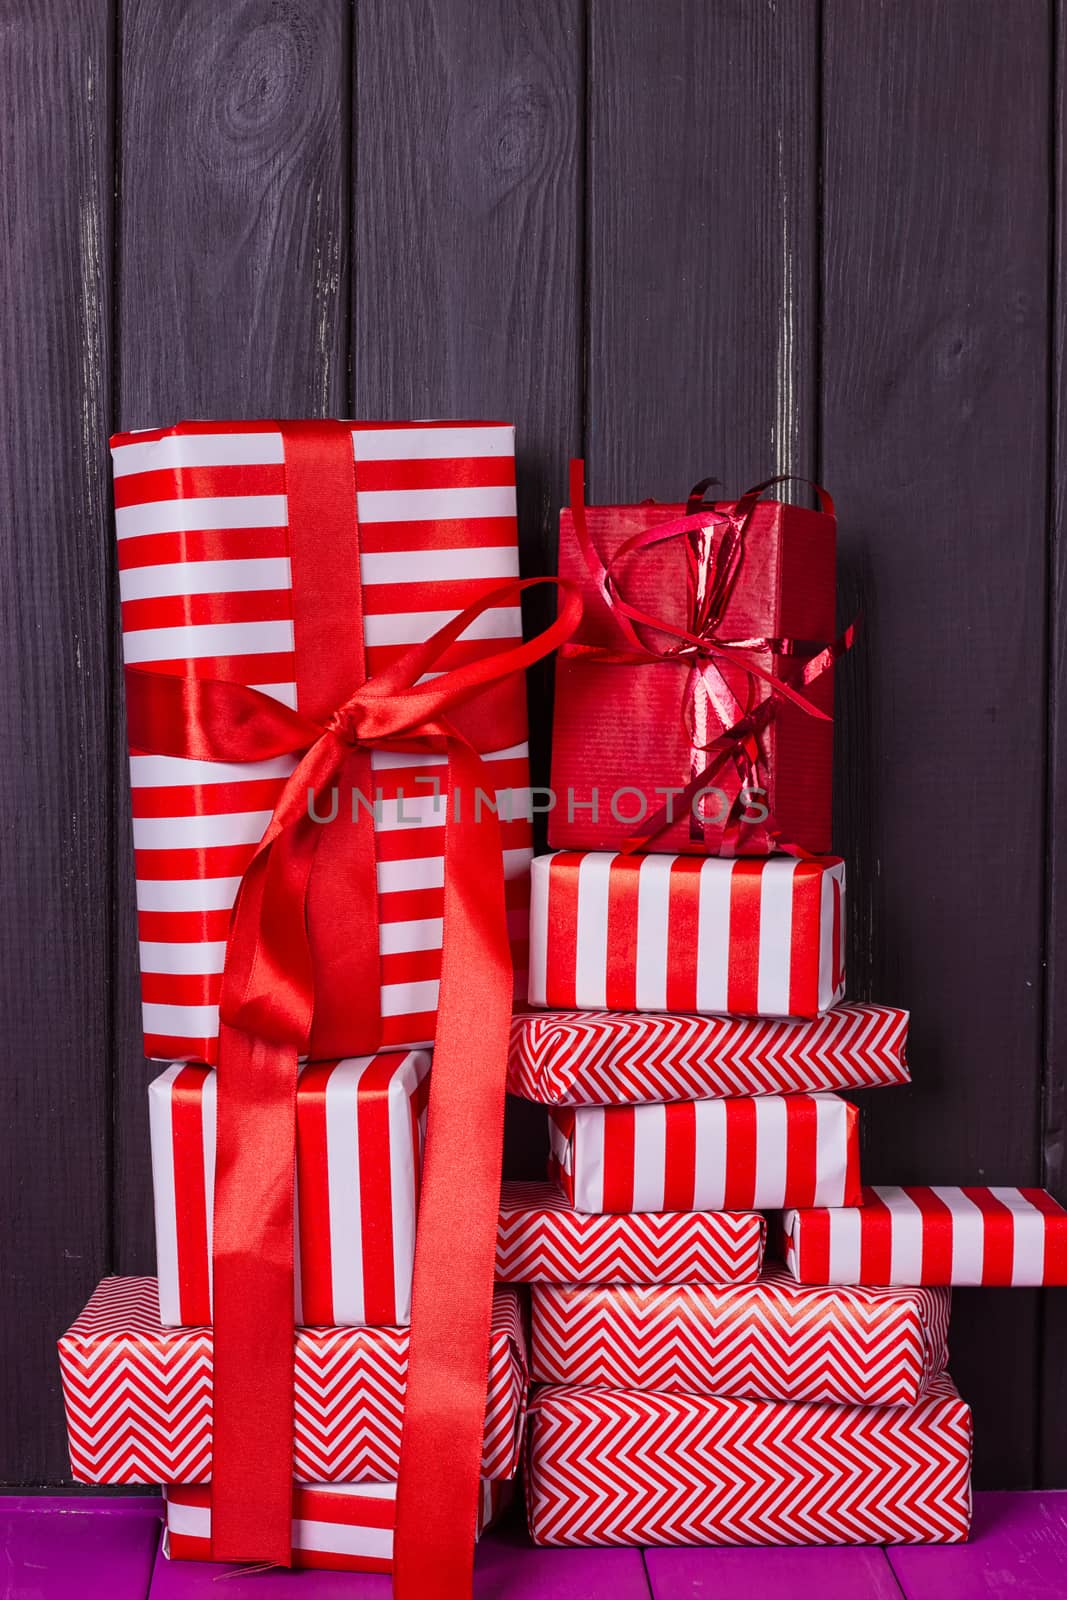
<box><xmin>586</xmin><ymin>0</ymin><xmax>819</xmax><ymax>502</ymax></box>
<box><xmin>888</xmin><ymin>1491</ymin><xmax>1067</xmax><ymax>1598</ymax></box>
<box><xmin>113</xmin><ymin>0</ymin><xmax>351</xmax><ymax>1271</ymax></box>
<box><xmin>0</xmin><ymin>3</ymin><xmax>115</xmax><ymax>1484</ymax></box>
<box><xmin>820</xmin><ymin>0</ymin><xmax>1050</xmax><ymax>1487</ymax></box>
<box><xmin>350</xmin><ymin>0</ymin><xmax>583</xmax><ymax>802</ymax></box>
<box><xmin>1040</xmin><ymin>0</ymin><xmax>1067</xmax><ymax>1492</ymax></box>
<box><xmin>0</xmin><ymin>1496</ymin><xmax>161</xmax><ymax>1600</ymax></box>
<box><xmin>646</xmin><ymin>1545</ymin><xmax>903</xmax><ymax>1600</ymax></box>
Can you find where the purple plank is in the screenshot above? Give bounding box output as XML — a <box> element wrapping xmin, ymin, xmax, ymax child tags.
<box><xmin>646</xmin><ymin>1545</ymin><xmax>902</xmax><ymax>1599</ymax></box>
<box><xmin>0</xmin><ymin>1496</ymin><xmax>161</xmax><ymax>1600</ymax></box>
<box><xmin>888</xmin><ymin>1491</ymin><xmax>1067</xmax><ymax>1599</ymax></box>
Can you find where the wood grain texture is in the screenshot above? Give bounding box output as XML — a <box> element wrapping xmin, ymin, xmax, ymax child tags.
<box><xmin>0</xmin><ymin>4</ymin><xmax>115</xmax><ymax>1484</ymax></box>
<box><xmin>114</xmin><ymin>0</ymin><xmax>351</xmax><ymax>1273</ymax></box>
<box><xmin>821</xmin><ymin>0</ymin><xmax>1051</xmax><ymax>1487</ymax></box>
<box><xmin>586</xmin><ymin>0</ymin><xmax>819</xmax><ymax>502</ymax></box>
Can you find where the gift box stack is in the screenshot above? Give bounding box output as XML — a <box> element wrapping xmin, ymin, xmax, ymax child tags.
<box><xmin>497</xmin><ymin>467</ymin><xmax>1067</xmax><ymax>1550</ymax></box>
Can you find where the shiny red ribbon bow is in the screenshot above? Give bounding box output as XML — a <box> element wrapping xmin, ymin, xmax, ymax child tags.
<box><xmin>564</xmin><ymin>459</ymin><xmax>853</xmax><ymax>854</ymax></box>
<box><xmin>126</xmin><ymin>571</ymin><xmax>582</xmax><ymax>1596</ymax></box>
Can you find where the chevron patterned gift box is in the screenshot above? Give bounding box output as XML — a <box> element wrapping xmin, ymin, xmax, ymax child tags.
<box><xmin>781</xmin><ymin>1184</ymin><xmax>1067</xmax><ymax>1285</ymax></box>
<box><xmin>548</xmin><ymin>1092</ymin><xmax>860</xmax><ymax>1212</ymax></box>
<box><xmin>509</xmin><ymin>1002</ymin><xmax>908</xmax><ymax>1103</ymax></box>
<box><xmin>163</xmin><ymin>1479</ymin><xmax>510</xmax><ymax>1572</ymax></box>
<box><xmin>529</xmin><ymin>1267</ymin><xmax>950</xmax><ymax>1408</ymax></box>
<box><xmin>525</xmin><ymin>1375</ymin><xmax>973</xmax><ymax>1546</ymax></box>
<box><xmin>529</xmin><ymin>852</ymin><xmax>846</xmax><ymax>1019</ymax></box>
<box><xmin>149</xmin><ymin>1051</ymin><xmax>430</xmax><ymax>1326</ymax></box>
<box><xmin>58</xmin><ymin>1277</ymin><xmax>526</xmax><ymax>1485</ymax></box>
<box><xmin>495</xmin><ymin>1181</ymin><xmax>765</xmax><ymax>1285</ymax></box>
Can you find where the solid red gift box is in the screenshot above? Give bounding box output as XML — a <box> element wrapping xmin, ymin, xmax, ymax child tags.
<box><xmin>495</xmin><ymin>1180</ymin><xmax>766</xmax><ymax>1285</ymax></box>
<box><xmin>529</xmin><ymin>1267</ymin><xmax>950</xmax><ymax>1408</ymax></box>
<box><xmin>526</xmin><ymin>1376</ymin><xmax>972</xmax><ymax>1547</ymax></box>
<box><xmin>548</xmin><ymin>477</ymin><xmax>836</xmax><ymax>857</ymax></box>
<box><xmin>529</xmin><ymin>851</ymin><xmax>846</xmax><ymax>1019</ymax></box>
<box><xmin>509</xmin><ymin>1002</ymin><xmax>908</xmax><ymax>1103</ymax></box>
<box><xmin>781</xmin><ymin>1184</ymin><xmax>1067</xmax><ymax>1286</ymax></box>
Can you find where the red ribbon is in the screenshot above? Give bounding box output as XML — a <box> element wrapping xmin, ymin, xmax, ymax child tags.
<box><xmin>124</xmin><ymin>423</ymin><xmax>581</xmax><ymax>1590</ymax></box>
<box><xmin>564</xmin><ymin>460</ymin><xmax>853</xmax><ymax>854</ymax></box>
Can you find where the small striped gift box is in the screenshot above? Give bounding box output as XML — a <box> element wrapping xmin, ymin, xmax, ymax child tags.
<box><xmin>781</xmin><ymin>1184</ymin><xmax>1067</xmax><ymax>1286</ymax></box>
<box><xmin>149</xmin><ymin>1051</ymin><xmax>430</xmax><ymax>1327</ymax></box>
<box><xmin>529</xmin><ymin>852</ymin><xmax>846</xmax><ymax>1020</ymax></box>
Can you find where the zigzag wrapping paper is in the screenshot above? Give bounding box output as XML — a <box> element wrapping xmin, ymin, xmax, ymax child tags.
<box><xmin>112</xmin><ymin>421</ymin><xmax>533</xmax><ymax>1062</ymax></box>
<box><xmin>529</xmin><ymin>852</ymin><xmax>846</xmax><ymax>1019</ymax></box>
<box><xmin>529</xmin><ymin>1267</ymin><xmax>950</xmax><ymax>1408</ymax></box>
<box><xmin>495</xmin><ymin>1181</ymin><xmax>765</xmax><ymax>1285</ymax></box>
<box><xmin>150</xmin><ymin>1052</ymin><xmax>429</xmax><ymax>1327</ymax></box>
<box><xmin>163</xmin><ymin>1480</ymin><xmax>508</xmax><ymax>1572</ymax></box>
<box><xmin>509</xmin><ymin>1002</ymin><xmax>909</xmax><ymax>1103</ymax></box>
<box><xmin>525</xmin><ymin>1375</ymin><xmax>973</xmax><ymax>1547</ymax></box>
<box><xmin>58</xmin><ymin>1277</ymin><xmax>526</xmax><ymax>1486</ymax></box>
<box><xmin>782</xmin><ymin>1184</ymin><xmax>1067</xmax><ymax>1285</ymax></box>
<box><xmin>548</xmin><ymin>1093</ymin><xmax>860</xmax><ymax>1212</ymax></box>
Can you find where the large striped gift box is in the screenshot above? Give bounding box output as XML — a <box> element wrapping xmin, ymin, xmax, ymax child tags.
<box><xmin>149</xmin><ymin>1051</ymin><xmax>429</xmax><ymax>1327</ymax></box>
<box><xmin>112</xmin><ymin>420</ymin><xmax>533</xmax><ymax>1062</ymax></box>
<box><xmin>509</xmin><ymin>1002</ymin><xmax>908</xmax><ymax>1103</ymax></box>
<box><xmin>163</xmin><ymin>1479</ymin><xmax>509</xmax><ymax>1572</ymax></box>
<box><xmin>529</xmin><ymin>1267</ymin><xmax>950</xmax><ymax>1408</ymax></box>
<box><xmin>782</xmin><ymin>1184</ymin><xmax>1067</xmax><ymax>1286</ymax></box>
<box><xmin>58</xmin><ymin>1277</ymin><xmax>526</xmax><ymax>1486</ymax></box>
<box><xmin>529</xmin><ymin>852</ymin><xmax>846</xmax><ymax>1019</ymax></box>
<box><xmin>525</xmin><ymin>1375</ymin><xmax>973</xmax><ymax>1547</ymax></box>
<box><xmin>495</xmin><ymin>1181</ymin><xmax>765</xmax><ymax>1286</ymax></box>
<box><xmin>548</xmin><ymin>1092</ymin><xmax>860</xmax><ymax>1213</ymax></box>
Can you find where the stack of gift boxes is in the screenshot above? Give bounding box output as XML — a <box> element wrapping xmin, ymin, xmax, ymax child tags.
<box><xmin>57</xmin><ymin>428</ymin><xmax>1067</xmax><ymax>1574</ymax></box>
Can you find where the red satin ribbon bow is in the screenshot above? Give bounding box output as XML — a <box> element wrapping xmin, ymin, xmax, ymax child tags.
<box><xmin>127</xmin><ymin>567</ymin><xmax>581</xmax><ymax>1595</ymax></box>
<box><xmin>565</xmin><ymin>459</ymin><xmax>853</xmax><ymax>854</ymax></box>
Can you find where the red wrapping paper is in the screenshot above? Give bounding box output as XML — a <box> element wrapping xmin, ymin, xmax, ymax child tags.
<box><xmin>548</xmin><ymin>484</ymin><xmax>835</xmax><ymax>856</ymax></box>
<box><xmin>529</xmin><ymin>852</ymin><xmax>846</xmax><ymax>1019</ymax></box>
<box><xmin>548</xmin><ymin>1093</ymin><xmax>861</xmax><ymax>1213</ymax></box>
<box><xmin>526</xmin><ymin>1376</ymin><xmax>972</xmax><ymax>1547</ymax></box>
<box><xmin>529</xmin><ymin>1267</ymin><xmax>950</xmax><ymax>1408</ymax></box>
<box><xmin>495</xmin><ymin>1181</ymin><xmax>765</xmax><ymax>1285</ymax></box>
<box><xmin>58</xmin><ymin>1278</ymin><xmax>527</xmax><ymax>1487</ymax></box>
<box><xmin>149</xmin><ymin>1052</ymin><xmax>429</xmax><ymax>1327</ymax></box>
<box><xmin>509</xmin><ymin>1002</ymin><xmax>908</xmax><ymax>1103</ymax></box>
<box><xmin>782</xmin><ymin>1184</ymin><xmax>1067</xmax><ymax>1286</ymax></box>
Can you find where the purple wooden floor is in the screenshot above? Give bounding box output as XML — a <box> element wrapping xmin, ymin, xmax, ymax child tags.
<box><xmin>4</xmin><ymin>1494</ymin><xmax>1067</xmax><ymax>1599</ymax></box>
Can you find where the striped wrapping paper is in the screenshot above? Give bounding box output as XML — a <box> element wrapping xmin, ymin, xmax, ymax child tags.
<box><xmin>529</xmin><ymin>1267</ymin><xmax>950</xmax><ymax>1408</ymax></box>
<box><xmin>529</xmin><ymin>852</ymin><xmax>846</xmax><ymax>1019</ymax></box>
<box><xmin>59</xmin><ymin>1277</ymin><xmax>527</xmax><ymax>1486</ymax></box>
<box><xmin>495</xmin><ymin>1181</ymin><xmax>765</xmax><ymax>1285</ymax></box>
<box><xmin>782</xmin><ymin>1184</ymin><xmax>1067</xmax><ymax>1286</ymax></box>
<box><xmin>112</xmin><ymin>420</ymin><xmax>533</xmax><ymax>1062</ymax></box>
<box><xmin>149</xmin><ymin>1051</ymin><xmax>430</xmax><ymax>1327</ymax></box>
<box><xmin>525</xmin><ymin>1375</ymin><xmax>973</xmax><ymax>1547</ymax></box>
<box><xmin>163</xmin><ymin>1480</ymin><xmax>508</xmax><ymax>1572</ymax></box>
<box><xmin>548</xmin><ymin>1092</ymin><xmax>860</xmax><ymax>1213</ymax></box>
<box><xmin>509</xmin><ymin>1002</ymin><xmax>908</xmax><ymax>1103</ymax></box>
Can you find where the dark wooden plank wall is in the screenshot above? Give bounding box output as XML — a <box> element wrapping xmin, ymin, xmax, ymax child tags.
<box><xmin>0</xmin><ymin>0</ymin><xmax>1062</xmax><ymax>1488</ymax></box>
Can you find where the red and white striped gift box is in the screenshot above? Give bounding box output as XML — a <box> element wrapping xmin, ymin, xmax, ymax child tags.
<box><xmin>163</xmin><ymin>1479</ymin><xmax>508</xmax><ymax>1572</ymax></box>
<box><xmin>149</xmin><ymin>1051</ymin><xmax>430</xmax><ymax>1327</ymax></box>
<box><xmin>782</xmin><ymin>1184</ymin><xmax>1067</xmax><ymax>1286</ymax></box>
<box><xmin>112</xmin><ymin>421</ymin><xmax>533</xmax><ymax>1062</ymax></box>
<box><xmin>509</xmin><ymin>1002</ymin><xmax>908</xmax><ymax>1103</ymax></box>
<box><xmin>529</xmin><ymin>852</ymin><xmax>846</xmax><ymax>1019</ymax></box>
<box><xmin>525</xmin><ymin>1375</ymin><xmax>973</xmax><ymax>1547</ymax></box>
<box><xmin>529</xmin><ymin>1267</ymin><xmax>950</xmax><ymax>1408</ymax></box>
<box><xmin>548</xmin><ymin>1093</ymin><xmax>861</xmax><ymax>1213</ymax></box>
<box><xmin>59</xmin><ymin>1277</ymin><xmax>526</xmax><ymax>1486</ymax></box>
<box><xmin>495</xmin><ymin>1181</ymin><xmax>765</xmax><ymax>1285</ymax></box>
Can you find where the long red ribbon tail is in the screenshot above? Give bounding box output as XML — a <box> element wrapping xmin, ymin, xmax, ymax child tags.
<box><xmin>392</xmin><ymin>740</ymin><xmax>515</xmax><ymax>1598</ymax></box>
